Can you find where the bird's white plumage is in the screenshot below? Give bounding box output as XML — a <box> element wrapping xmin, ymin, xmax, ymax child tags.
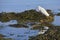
<box><xmin>36</xmin><ymin>6</ymin><xmax>49</xmax><ymax>16</ymax></box>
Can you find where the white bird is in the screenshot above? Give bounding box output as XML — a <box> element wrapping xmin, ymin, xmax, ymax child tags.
<box><xmin>36</xmin><ymin>6</ymin><xmax>49</xmax><ymax>16</ymax></box>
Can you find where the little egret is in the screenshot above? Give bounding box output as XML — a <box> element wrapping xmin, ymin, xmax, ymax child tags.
<box><xmin>36</xmin><ymin>6</ymin><xmax>49</xmax><ymax>16</ymax></box>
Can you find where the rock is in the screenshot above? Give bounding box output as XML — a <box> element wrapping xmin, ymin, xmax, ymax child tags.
<box><xmin>31</xmin><ymin>25</ymin><xmax>44</xmax><ymax>30</ymax></box>
<box><xmin>9</xmin><ymin>24</ymin><xmax>28</xmax><ymax>28</ymax></box>
<box><xmin>0</xmin><ymin>34</ymin><xmax>6</xmax><ymax>37</ymax></box>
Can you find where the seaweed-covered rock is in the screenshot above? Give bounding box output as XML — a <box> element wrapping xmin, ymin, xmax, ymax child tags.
<box><xmin>0</xmin><ymin>9</ymin><xmax>54</xmax><ymax>23</ymax></box>
<box><xmin>31</xmin><ymin>25</ymin><xmax>44</xmax><ymax>30</ymax></box>
<box><xmin>9</xmin><ymin>24</ymin><xmax>28</xmax><ymax>28</ymax></box>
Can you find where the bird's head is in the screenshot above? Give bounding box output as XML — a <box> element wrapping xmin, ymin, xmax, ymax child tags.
<box><xmin>36</xmin><ymin>6</ymin><xmax>42</xmax><ymax>12</ymax></box>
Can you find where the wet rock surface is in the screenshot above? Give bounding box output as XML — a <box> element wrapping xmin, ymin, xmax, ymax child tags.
<box><xmin>9</xmin><ymin>24</ymin><xmax>28</xmax><ymax>28</ymax></box>
<box><xmin>31</xmin><ymin>25</ymin><xmax>43</xmax><ymax>30</ymax></box>
<box><xmin>0</xmin><ymin>34</ymin><xmax>6</xmax><ymax>37</ymax></box>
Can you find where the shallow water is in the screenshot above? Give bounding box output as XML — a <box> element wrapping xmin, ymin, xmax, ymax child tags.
<box><xmin>0</xmin><ymin>20</ymin><xmax>39</xmax><ymax>40</ymax></box>
<box><xmin>0</xmin><ymin>26</ymin><xmax>39</xmax><ymax>40</ymax></box>
<box><xmin>53</xmin><ymin>16</ymin><xmax>60</xmax><ymax>26</ymax></box>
